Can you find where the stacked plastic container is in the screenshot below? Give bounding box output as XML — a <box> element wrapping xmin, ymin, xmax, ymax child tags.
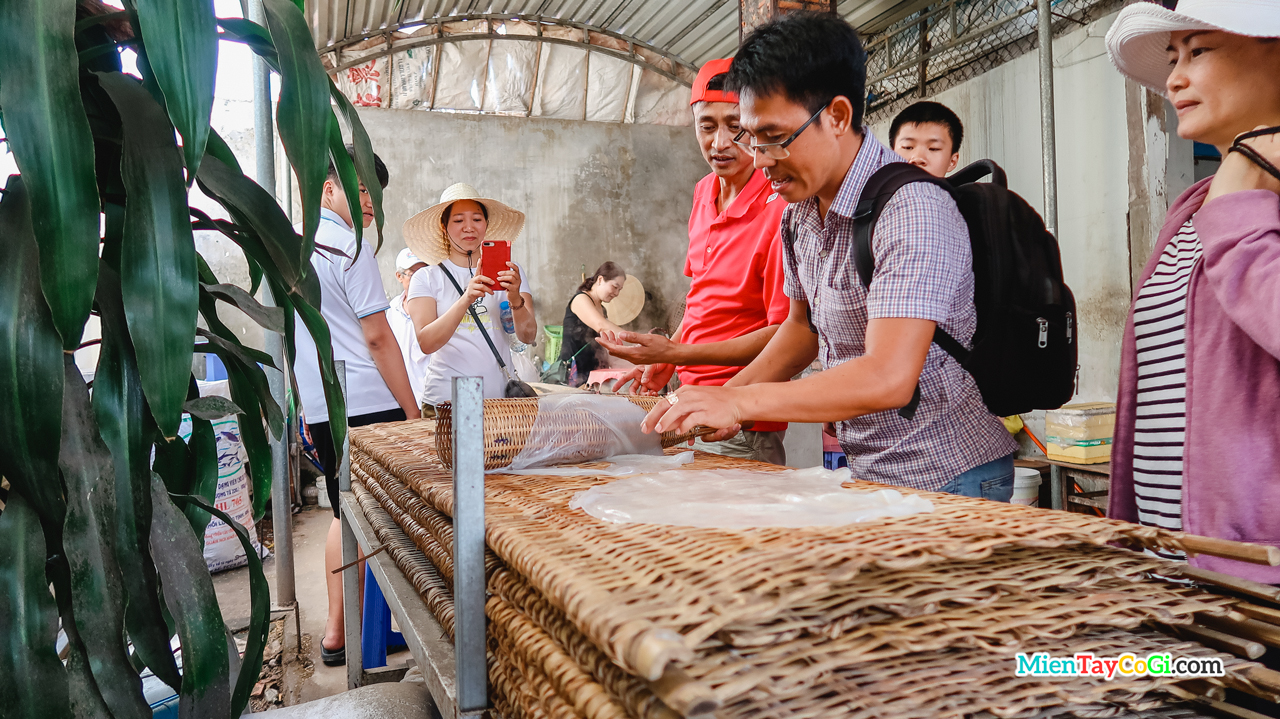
<box><xmin>1044</xmin><ymin>402</ymin><xmax>1116</xmax><ymax>465</ymax></box>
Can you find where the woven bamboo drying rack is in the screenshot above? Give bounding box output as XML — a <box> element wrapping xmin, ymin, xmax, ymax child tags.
<box><xmin>336</xmin><ymin>378</ymin><xmax>1280</xmax><ymax>719</ymax></box>
<box><xmin>348</xmin><ymin>470</ymin><xmax>1277</xmax><ymax>719</ymax></box>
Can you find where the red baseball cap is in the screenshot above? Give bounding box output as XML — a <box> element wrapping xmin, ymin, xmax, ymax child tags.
<box><xmin>689</xmin><ymin>58</ymin><xmax>738</xmax><ymax>106</ymax></box>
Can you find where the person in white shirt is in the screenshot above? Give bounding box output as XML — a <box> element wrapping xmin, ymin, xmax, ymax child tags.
<box><xmin>293</xmin><ymin>146</ymin><xmax>421</xmax><ymax>667</ymax></box>
<box><xmin>387</xmin><ymin>248</ymin><xmax>431</xmax><ymax>403</ymax></box>
<box><xmin>402</xmin><ymin>183</ymin><xmax>538</xmax><ymax>409</ymax></box>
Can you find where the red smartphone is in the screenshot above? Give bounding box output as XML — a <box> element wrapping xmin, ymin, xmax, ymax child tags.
<box><xmin>479</xmin><ymin>240</ymin><xmax>511</xmax><ymax>288</ymax></box>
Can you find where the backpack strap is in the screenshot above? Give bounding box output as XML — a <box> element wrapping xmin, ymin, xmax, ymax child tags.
<box><xmin>780</xmin><ymin>220</ymin><xmax>819</xmax><ymax>335</ymax></box>
<box><xmin>852</xmin><ymin>163</ymin><xmax>972</xmax><ymax>421</ymax></box>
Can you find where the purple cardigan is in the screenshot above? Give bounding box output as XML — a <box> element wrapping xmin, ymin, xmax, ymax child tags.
<box><xmin>1110</xmin><ymin>179</ymin><xmax>1280</xmax><ymax>582</ymax></box>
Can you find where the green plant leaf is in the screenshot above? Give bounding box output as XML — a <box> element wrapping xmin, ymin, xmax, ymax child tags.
<box><xmin>203</xmin><ymin>282</ymin><xmax>286</xmax><ymax>333</ymax></box>
<box><xmin>196</xmin><ymin>154</ymin><xmax>304</xmax><ymax>292</ymax></box>
<box><xmin>148</xmin><ymin>474</ymin><xmax>231</xmax><ymax>719</ymax></box>
<box><xmin>216</xmin><ymin>17</ymin><xmax>279</xmax><ymax>70</ymax></box>
<box><xmin>204</xmin><ymin>128</ymin><xmax>244</xmax><ymax>175</ymax></box>
<box><xmin>0</xmin><ymin>493</ymin><xmax>71</xmax><ymax>719</ymax></box>
<box><xmin>0</xmin><ymin>176</ymin><xmax>67</xmax><ymax>539</ymax></box>
<box><xmin>329</xmin><ymin>79</ymin><xmax>384</xmax><ymax>251</ymax></box>
<box><xmin>132</xmin><ymin>0</ymin><xmax>217</xmax><ymax>183</ymax></box>
<box><xmin>0</xmin><ymin>0</ymin><xmax>102</xmax><ymax>349</ymax></box>
<box><xmin>172</xmin><ymin>493</ymin><xmax>271</xmax><ymax>717</ymax></box>
<box><xmin>293</xmin><ymin>297</ymin><xmax>347</xmax><ymax>460</ymax></box>
<box><xmin>183</xmin><ymin>395</ymin><xmax>244</xmax><ymax>420</ymax></box>
<box><xmin>261</xmin><ymin>0</ymin><xmax>330</xmax><ymax>267</ymax></box>
<box><xmin>58</xmin><ymin>357</ymin><xmax>151</xmax><ymax>719</ymax></box>
<box><xmin>326</xmin><ymin>113</ymin><xmax>365</xmax><ymax>257</ymax></box>
<box><xmin>197</xmin><ymin>327</ymin><xmax>278</xmax><ymax>372</ymax></box>
<box><xmin>97</xmin><ymin>72</ymin><xmax>199</xmax><ymax>440</ymax></box>
<box><xmin>92</xmin><ymin>262</ymin><xmax>182</xmax><ymax>692</ymax></box>
<box><xmin>184</xmin><ymin>416</ymin><xmax>219</xmax><ymax>538</ymax></box>
<box><xmin>223</xmin><ymin>360</ymin><xmax>275</xmax><ymax>520</ymax></box>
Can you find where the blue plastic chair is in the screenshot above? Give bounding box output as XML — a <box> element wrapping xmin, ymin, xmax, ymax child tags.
<box><xmin>361</xmin><ymin>565</ymin><xmax>407</xmax><ymax>668</ymax></box>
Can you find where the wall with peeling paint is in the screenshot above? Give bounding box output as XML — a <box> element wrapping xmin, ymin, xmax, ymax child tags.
<box><xmin>872</xmin><ymin>11</ymin><xmax>1140</xmax><ymax>406</ymax></box>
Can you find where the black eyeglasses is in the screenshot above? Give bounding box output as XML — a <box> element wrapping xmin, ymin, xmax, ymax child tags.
<box><xmin>732</xmin><ymin>103</ymin><xmax>828</xmax><ymax>160</ymax></box>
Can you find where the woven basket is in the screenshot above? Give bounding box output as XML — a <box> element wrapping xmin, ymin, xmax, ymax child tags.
<box><xmin>434</xmin><ymin>396</ymin><xmax>707</xmax><ymax>470</ymax></box>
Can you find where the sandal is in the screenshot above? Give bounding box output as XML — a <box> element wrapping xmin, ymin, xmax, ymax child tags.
<box><xmin>1229</xmin><ymin>125</ymin><xmax>1280</xmax><ymax>183</ymax></box>
<box><xmin>320</xmin><ymin>642</ymin><xmax>345</xmax><ymax>667</ymax></box>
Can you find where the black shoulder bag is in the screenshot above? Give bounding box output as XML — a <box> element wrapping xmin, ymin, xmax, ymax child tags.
<box><xmin>439</xmin><ymin>264</ymin><xmax>537</xmax><ymax>398</ymax></box>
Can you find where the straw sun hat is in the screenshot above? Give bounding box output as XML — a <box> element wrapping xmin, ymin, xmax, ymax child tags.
<box><xmin>402</xmin><ymin>183</ymin><xmax>526</xmax><ymax>265</ymax></box>
<box><xmin>603</xmin><ymin>275</ymin><xmax>646</xmax><ymax>326</ymax></box>
<box><xmin>1105</xmin><ymin>0</ymin><xmax>1280</xmax><ymax>93</ymax></box>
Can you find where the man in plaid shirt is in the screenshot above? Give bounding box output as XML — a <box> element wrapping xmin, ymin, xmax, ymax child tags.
<box><xmin>645</xmin><ymin>13</ymin><xmax>1018</xmax><ymax>498</ymax></box>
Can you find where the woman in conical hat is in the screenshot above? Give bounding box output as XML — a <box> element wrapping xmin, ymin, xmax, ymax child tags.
<box><xmin>403</xmin><ymin>183</ymin><xmax>538</xmax><ymax>408</ymax></box>
<box><xmin>1104</xmin><ymin>0</ymin><xmax>1280</xmax><ymax>588</ymax></box>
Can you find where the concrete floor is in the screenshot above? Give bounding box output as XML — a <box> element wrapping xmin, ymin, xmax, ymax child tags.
<box><xmin>212</xmin><ymin>505</ymin><xmax>413</xmax><ymax>708</ymax></box>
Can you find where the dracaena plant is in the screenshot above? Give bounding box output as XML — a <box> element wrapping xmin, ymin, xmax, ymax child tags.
<box><xmin>0</xmin><ymin>0</ymin><xmax>385</xmax><ymax>715</ymax></box>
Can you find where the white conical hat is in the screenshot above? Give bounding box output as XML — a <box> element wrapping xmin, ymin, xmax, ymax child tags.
<box><xmin>603</xmin><ymin>275</ymin><xmax>645</xmax><ymax>325</ymax></box>
<box><xmin>1106</xmin><ymin>0</ymin><xmax>1280</xmax><ymax>93</ymax></box>
<box><xmin>402</xmin><ymin>183</ymin><xmax>526</xmax><ymax>265</ymax></box>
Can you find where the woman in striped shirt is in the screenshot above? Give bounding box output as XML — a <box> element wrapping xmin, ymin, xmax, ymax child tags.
<box><xmin>1105</xmin><ymin>0</ymin><xmax>1280</xmax><ymax>581</ymax></box>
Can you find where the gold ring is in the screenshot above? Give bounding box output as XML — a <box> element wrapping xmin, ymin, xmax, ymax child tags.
<box><xmin>665</xmin><ymin>393</ymin><xmax>679</xmax><ymax>406</ymax></box>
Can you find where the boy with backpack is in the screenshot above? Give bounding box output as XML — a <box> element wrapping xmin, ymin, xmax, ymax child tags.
<box><xmin>643</xmin><ymin>13</ymin><xmax>1063</xmax><ymax>500</ymax></box>
<box><xmin>889</xmin><ymin>100</ymin><xmax>964</xmax><ymax>178</ymax></box>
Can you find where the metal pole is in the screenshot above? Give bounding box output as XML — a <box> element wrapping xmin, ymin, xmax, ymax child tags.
<box><xmin>1036</xmin><ymin>0</ymin><xmax>1059</xmax><ymax>236</ymax></box>
<box><xmin>248</xmin><ymin>0</ymin><xmax>276</xmax><ymax>195</ymax></box>
<box><xmin>337</xmin><ymin>361</ymin><xmax>365</xmax><ymax>689</ymax></box>
<box><xmin>452</xmin><ymin>376</ymin><xmax>488</xmax><ymax>713</ymax></box>
<box><xmin>265</xmin><ymin>285</ymin><xmax>295</xmax><ymax>607</ymax></box>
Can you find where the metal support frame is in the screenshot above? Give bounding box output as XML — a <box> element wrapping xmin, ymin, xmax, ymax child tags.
<box><xmin>337</xmin><ymin>361</ymin><xmax>365</xmax><ymax>690</ymax></box>
<box><xmin>1036</xmin><ymin>0</ymin><xmax>1059</xmax><ymax>236</ymax></box>
<box><xmin>451</xmin><ymin>377</ymin><xmax>488</xmax><ymax>713</ymax></box>
<box><xmin>264</xmin><ymin>285</ymin><xmax>296</xmax><ymax>608</ymax></box>
<box><xmin>324</xmin><ymin>13</ymin><xmax>693</xmax><ymax>87</ymax></box>
<box><xmin>338</xmin><ymin>373</ymin><xmax>488</xmax><ymax>717</ymax></box>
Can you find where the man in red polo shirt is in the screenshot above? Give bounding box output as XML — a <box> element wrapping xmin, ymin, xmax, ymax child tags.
<box><xmin>600</xmin><ymin>58</ymin><xmax>789</xmax><ymax>464</ymax></box>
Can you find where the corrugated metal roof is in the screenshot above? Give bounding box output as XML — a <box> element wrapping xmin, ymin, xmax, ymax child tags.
<box><xmin>305</xmin><ymin>0</ymin><xmax>930</xmax><ymax>68</ymax></box>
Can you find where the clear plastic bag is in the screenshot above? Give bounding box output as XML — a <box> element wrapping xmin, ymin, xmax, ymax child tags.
<box><xmin>569</xmin><ymin>466</ymin><xmax>935</xmax><ymax>529</ymax></box>
<box><xmin>503</xmin><ymin>394</ymin><xmax>664</xmax><ymax>470</ymax></box>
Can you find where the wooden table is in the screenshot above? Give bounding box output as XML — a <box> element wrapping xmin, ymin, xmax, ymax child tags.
<box><xmin>1046</xmin><ymin>460</ymin><xmax>1110</xmax><ymax>514</ymax></box>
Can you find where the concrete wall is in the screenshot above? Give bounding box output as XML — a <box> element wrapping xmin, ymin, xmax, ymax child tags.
<box><xmin>196</xmin><ymin>106</ymin><xmax>707</xmax><ymax>367</ymax></box>
<box><xmin>354</xmin><ymin>108</ymin><xmax>708</xmax><ymax>361</ymax></box>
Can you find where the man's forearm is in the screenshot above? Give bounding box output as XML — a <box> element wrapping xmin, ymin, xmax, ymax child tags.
<box><xmin>725</xmin><ymin>317</ymin><xmax>817</xmax><ymax>387</ymax></box>
<box><xmin>671</xmin><ymin>324</ymin><xmax>781</xmax><ymax>367</ymax></box>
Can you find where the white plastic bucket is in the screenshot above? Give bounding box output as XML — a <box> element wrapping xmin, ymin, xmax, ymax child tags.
<box><xmin>1012</xmin><ymin>467</ymin><xmax>1042</xmax><ymax>506</ymax></box>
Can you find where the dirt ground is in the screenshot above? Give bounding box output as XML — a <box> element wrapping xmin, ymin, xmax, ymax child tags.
<box><xmin>214</xmin><ymin>505</ymin><xmax>413</xmax><ymax>709</ymax></box>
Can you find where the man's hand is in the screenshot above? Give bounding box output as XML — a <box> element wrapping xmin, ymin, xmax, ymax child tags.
<box><xmin>598</xmin><ymin>330</ymin><xmax>679</xmax><ymax>365</ymax></box>
<box><xmin>612</xmin><ymin>363</ymin><xmax>676</xmax><ymax>395</ymax></box>
<box><xmin>641</xmin><ymin>385</ymin><xmax>744</xmax><ymax>437</ymax></box>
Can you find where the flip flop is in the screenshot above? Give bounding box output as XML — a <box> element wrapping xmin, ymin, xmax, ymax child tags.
<box><xmin>321</xmin><ymin>643</ymin><xmax>345</xmax><ymax>667</ymax></box>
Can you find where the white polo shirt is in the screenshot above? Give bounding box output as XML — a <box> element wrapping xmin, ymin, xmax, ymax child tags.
<box><xmin>294</xmin><ymin>208</ymin><xmax>398</xmax><ymax>424</ymax></box>
<box><xmin>388</xmin><ymin>291</ymin><xmax>430</xmax><ymax>403</ymax></box>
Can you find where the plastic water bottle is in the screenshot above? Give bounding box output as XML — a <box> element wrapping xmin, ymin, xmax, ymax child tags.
<box><xmin>499</xmin><ymin>300</ymin><xmax>516</xmax><ymax>335</ymax></box>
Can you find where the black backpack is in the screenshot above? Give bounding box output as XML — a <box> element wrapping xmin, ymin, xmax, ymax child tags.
<box><xmin>789</xmin><ymin>159</ymin><xmax>1077</xmax><ymax>419</ymax></box>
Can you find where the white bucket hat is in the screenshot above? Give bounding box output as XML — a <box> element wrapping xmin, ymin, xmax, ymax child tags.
<box><xmin>1105</xmin><ymin>0</ymin><xmax>1280</xmax><ymax>93</ymax></box>
<box><xmin>402</xmin><ymin>183</ymin><xmax>526</xmax><ymax>266</ymax></box>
